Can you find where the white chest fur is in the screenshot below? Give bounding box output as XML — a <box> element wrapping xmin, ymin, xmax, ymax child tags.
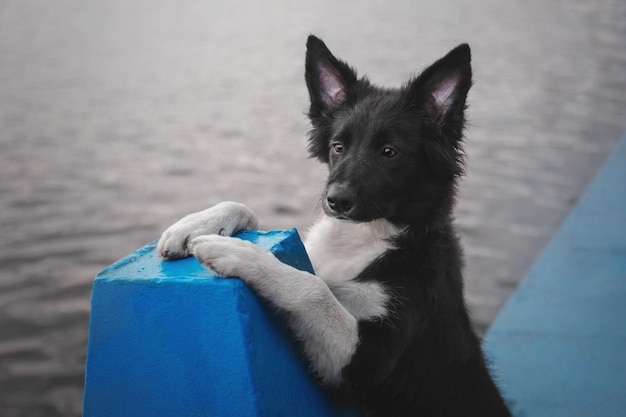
<box><xmin>303</xmin><ymin>217</ymin><xmax>402</xmax><ymax>320</ymax></box>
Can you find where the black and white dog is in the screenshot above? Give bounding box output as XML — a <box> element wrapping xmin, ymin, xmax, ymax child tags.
<box><xmin>158</xmin><ymin>36</ymin><xmax>511</xmax><ymax>417</ymax></box>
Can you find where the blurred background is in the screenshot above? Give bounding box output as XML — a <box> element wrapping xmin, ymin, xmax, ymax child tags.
<box><xmin>1</xmin><ymin>0</ymin><xmax>625</xmax><ymax>415</ymax></box>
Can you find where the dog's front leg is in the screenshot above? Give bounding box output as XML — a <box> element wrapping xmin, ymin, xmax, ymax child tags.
<box><xmin>190</xmin><ymin>235</ymin><xmax>358</xmax><ymax>387</ymax></box>
<box><xmin>158</xmin><ymin>201</ymin><xmax>258</xmax><ymax>260</ymax></box>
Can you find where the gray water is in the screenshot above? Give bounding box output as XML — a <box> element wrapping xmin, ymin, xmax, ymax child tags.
<box><xmin>1</xmin><ymin>1</ymin><xmax>625</xmax><ymax>415</ymax></box>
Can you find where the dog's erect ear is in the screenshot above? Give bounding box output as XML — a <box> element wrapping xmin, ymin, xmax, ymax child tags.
<box><xmin>409</xmin><ymin>44</ymin><xmax>472</xmax><ymax>128</ymax></box>
<box><xmin>305</xmin><ymin>35</ymin><xmax>357</xmax><ymax>118</ymax></box>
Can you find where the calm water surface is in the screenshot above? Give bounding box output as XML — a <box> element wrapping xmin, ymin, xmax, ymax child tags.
<box><xmin>1</xmin><ymin>0</ymin><xmax>625</xmax><ymax>415</ymax></box>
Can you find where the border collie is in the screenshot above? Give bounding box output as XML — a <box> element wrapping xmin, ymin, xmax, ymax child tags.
<box><xmin>158</xmin><ymin>35</ymin><xmax>511</xmax><ymax>417</ymax></box>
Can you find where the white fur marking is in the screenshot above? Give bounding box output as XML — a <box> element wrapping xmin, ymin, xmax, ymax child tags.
<box><xmin>304</xmin><ymin>216</ymin><xmax>401</xmax><ymax>285</ymax></box>
<box><xmin>328</xmin><ymin>280</ymin><xmax>390</xmax><ymax>321</ymax></box>
<box><xmin>304</xmin><ymin>216</ymin><xmax>402</xmax><ymax>321</ymax></box>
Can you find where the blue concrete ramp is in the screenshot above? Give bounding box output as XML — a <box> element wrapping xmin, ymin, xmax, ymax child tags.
<box><xmin>484</xmin><ymin>135</ymin><xmax>626</xmax><ymax>416</ymax></box>
<box><xmin>83</xmin><ymin>229</ymin><xmax>361</xmax><ymax>417</ymax></box>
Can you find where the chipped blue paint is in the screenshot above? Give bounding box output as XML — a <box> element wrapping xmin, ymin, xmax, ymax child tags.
<box><xmin>83</xmin><ymin>228</ymin><xmax>361</xmax><ymax>417</ymax></box>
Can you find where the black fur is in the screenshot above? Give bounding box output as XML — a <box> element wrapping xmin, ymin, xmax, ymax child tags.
<box><xmin>305</xmin><ymin>35</ymin><xmax>511</xmax><ymax>417</ymax></box>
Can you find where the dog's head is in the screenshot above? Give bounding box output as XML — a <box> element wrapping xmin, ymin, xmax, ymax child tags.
<box><xmin>305</xmin><ymin>36</ymin><xmax>472</xmax><ymax>228</ymax></box>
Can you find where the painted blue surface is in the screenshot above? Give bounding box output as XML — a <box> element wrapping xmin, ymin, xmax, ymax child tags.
<box><xmin>484</xmin><ymin>134</ymin><xmax>626</xmax><ymax>417</ymax></box>
<box><xmin>83</xmin><ymin>228</ymin><xmax>362</xmax><ymax>417</ymax></box>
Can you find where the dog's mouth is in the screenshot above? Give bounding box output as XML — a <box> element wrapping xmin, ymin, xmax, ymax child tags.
<box><xmin>333</xmin><ymin>214</ymin><xmax>351</xmax><ymax>221</ymax></box>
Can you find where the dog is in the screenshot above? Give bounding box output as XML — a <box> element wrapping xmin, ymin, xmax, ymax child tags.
<box><xmin>157</xmin><ymin>35</ymin><xmax>511</xmax><ymax>417</ymax></box>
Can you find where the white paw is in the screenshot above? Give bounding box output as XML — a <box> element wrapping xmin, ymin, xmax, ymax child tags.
<box><xmin>190</xmin><ymin>235</ymin><xmax>269</xmax><ymax>279</ymax></box>
<box><xmin>157</xmin><ymin>202</ymin><xmax>258</xmax><ymax>259</ymax></box>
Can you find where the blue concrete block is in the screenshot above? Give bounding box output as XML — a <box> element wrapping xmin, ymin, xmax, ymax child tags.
<box><xmin>484</xmin><ymin>134</ymin><xmax>626</xmax><ymax>417</ymax></box>
<box><xmin>83</xmin><ymin>229</ymin><xmax>361</xmax><ymax>417</ymax></box>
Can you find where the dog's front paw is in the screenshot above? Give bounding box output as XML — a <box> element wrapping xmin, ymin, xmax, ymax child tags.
<box><xmin>190</xmin><ymin>235</ymin><xmax>268</xmax><ymax>280</ymax></box>
<box><xmin>158</xmin><ymin>224</ymin><xmax>196</xmax><ymax>260</ymax></box>
<box><xmin>157</xmin><ymin>202</ymin><xmax>259</xmax><ymax>260</ymax></box>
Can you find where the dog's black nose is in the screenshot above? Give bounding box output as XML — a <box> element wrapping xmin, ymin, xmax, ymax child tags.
<box><xmin>326</xmin><ymin>184</ymin><xmax>354</xmax><ymax>215</ymax></box>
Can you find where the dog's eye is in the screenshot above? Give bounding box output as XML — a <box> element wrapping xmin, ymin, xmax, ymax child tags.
<box><xmin>331</xmin><ymin>142</ymin><xmax>344</xmax><ymax>154</ymax></box>
<box><xmin>381</xmin><ymin>146</ymin><xmax>397</xmax><ymax>158</ymax></box>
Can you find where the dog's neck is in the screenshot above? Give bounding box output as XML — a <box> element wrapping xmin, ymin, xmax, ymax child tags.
<box><xmin>303</xmin><ymin>216</ymin><xmax>404</xmax><ymax>284</ymax></box>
